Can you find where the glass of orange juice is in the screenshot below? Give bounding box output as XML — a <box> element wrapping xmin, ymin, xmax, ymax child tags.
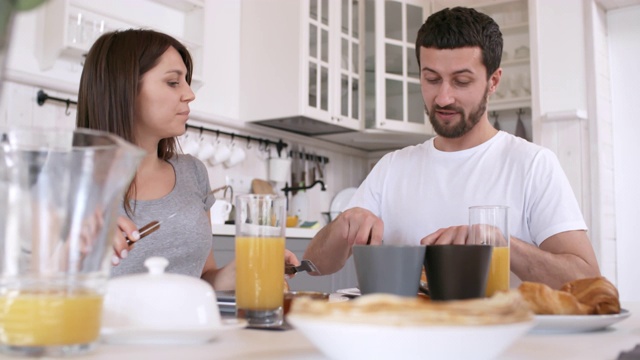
<box><xmin>235</xmin><ymin>194</ymin><xmax>286</xmax><ymax>327</ymax></box>
<box><xmin>0</xmin><ymin>284</ymin><xmax>104</xmax><ymax>353</ymax></box>
<box><xmin>469</xmin><ymin>205</ymin><xmax>510</xmax><ymax>297</ymax></box>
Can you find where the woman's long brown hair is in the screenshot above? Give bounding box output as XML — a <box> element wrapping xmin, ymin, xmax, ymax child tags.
<box><xmin>76</xmin><ymin>29</ymin><xmax>193</xmax><ymax>215</ymax></box>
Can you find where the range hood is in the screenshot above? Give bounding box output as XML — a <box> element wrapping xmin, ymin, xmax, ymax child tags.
<box><xmin>252</xmin><ymin>116</ymin><xmax>356</xmax><ymax>137</ymax></box>
<box><xmin>317</xmin><ymin>129</ymin><xmax>433</xmax><ymax>152</ymax></box>
<box><xmin>251</xmin><ymin>117</ymin><xmax>432</xmax><ymax>152</ymax></box>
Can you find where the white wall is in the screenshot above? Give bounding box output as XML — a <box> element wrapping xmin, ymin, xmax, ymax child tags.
<box><xmin>530</xmin><ymin>0</ymin><xmax>591</xmax><ymax>208</ymax></box>
<box><xmin>609</xmin><ymin>5</ymin><xmax>640</xmax><ymax>301</ymax></box>
<box><xmin>530</xmin><ymin>0</ymin><xmax>595</xmax><ymax>264</ymax></box>
<box><xmin>584</xmin><ymin>0</ymin><xmax>618</xmax><ymax>292</ymax></box>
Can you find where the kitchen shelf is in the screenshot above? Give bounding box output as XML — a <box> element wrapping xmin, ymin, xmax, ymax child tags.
<box><xmin>38</xmin><ymin>0</ymin><xmax>205</xmax><ymax>90</ymax></box>
<box><xmin>502</xmin><ymin>58</ymin><xmax>529</xmax><ymax>66</ymax></box>
<box><xmin>501</xmin><ymin>22</ymin><xmax>528</xmax><ymax>35</ymax></box>
<box><xmin>430</xmin><ymin>0</ymin><xmax>532</xmax><ymax>117</ymax></box>
<box><xmin>151</xmin><ymin>0</ymin><xmax>203</xmax><ymax>12</ymax></box>
<box><xmin>489</xmin><ymin>96</ymin><xmax>531</xmax><ymax>112</ymax></box>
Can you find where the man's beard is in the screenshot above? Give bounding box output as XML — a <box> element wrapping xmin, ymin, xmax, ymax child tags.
<box><xmin>426</xmin><ymin>86</ymin><xmax>489</xmax><ymax>139</ymax></box>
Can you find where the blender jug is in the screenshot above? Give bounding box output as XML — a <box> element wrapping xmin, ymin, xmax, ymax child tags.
<box><xmin>0</xmin><ymin>127</ymin><xmax>144</xmax><ymax>356</ymax></box>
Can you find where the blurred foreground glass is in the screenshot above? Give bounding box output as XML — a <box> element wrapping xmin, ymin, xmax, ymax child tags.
<box><xmin>0</xmin><ymin>128</ymin><xmax>144</xmax><ymax>356</ymax></box>
<box><xmin>469</xmin><ymin>206</ymin><xmax>510</xmax><ymax>297</ymax></box>
<box><xmin>235</xmin><ymin>194</ymin><xmax>286</xmax><ymax>327</ymax></box>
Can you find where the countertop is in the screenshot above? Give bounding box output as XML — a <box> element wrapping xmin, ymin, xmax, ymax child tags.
<box><xmin>212</xmin><ymin>224</ymin><xmax>320</xmax><ymax>239</ymax></box>
<box><xmin>12</xmin><ymin>302</ymin><xmax>639</xmax><ymax>360</ymax></box>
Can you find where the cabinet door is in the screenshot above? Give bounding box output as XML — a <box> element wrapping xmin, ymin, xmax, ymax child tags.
<box><xmin>305</xmin><ymin>0</ymin><xmax>333</xmax><ymax>122</ymax></box>
<box><xmin>365</xmin><ymin>0</ymin><xmax>432</xmax><ymax>134</ymax></box>
<box><xmin>332</xmin><ymin>0</ymin><xmax>362</xmax><ymax>130</ymax></box>
<box><xmin>304</xmin><ymin>0</ymin><xmax>361</xmax><ymax>130</ymax></box>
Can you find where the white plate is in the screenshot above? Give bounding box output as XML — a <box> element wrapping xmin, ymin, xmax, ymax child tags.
<box><xmin>101</xmin><ymin>318</ymin><xmax>246</xmax><ymax>345</ymax></box>
<box><xmin>336</xmin><ymin>288</ymin><xmax>361</xmax><ymax>297</ymax></box>
<box><xmin>288</xmin><ymin>315</ymin><xmax>533</xmax><ymax>360</ymax></box>
<box><xmin>532</xmin><ymin>309</ymin><xmax>631</xmax><ymax>333</ymax></box>
<box><xmin>330</xmin><ymin>187</ymin><xmax>357</xmax><ymax>213</ymax></box>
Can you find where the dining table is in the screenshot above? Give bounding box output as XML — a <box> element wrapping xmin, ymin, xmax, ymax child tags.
<box><xmin>1</xmin><ymin>301</ymin><xmax>638</xmax><ymax>360</ymax></box>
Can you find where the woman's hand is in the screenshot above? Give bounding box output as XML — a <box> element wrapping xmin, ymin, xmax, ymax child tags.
<box><xmin>210</xmin><ymin>261</ymin><xmax>236</xmax><ymax>290</ymax></box>
<box><xmin>112</xmin><ymin>216</ymin><xmax>139</xmax><ymax>266</ymax></box>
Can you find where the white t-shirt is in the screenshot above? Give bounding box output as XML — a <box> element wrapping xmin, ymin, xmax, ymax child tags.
<box><xmin>347</xmin><ymin>131</ymin><xmax>587</xmax><ymax>247</ymax></box>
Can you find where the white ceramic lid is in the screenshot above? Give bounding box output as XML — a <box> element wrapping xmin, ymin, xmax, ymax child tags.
<box><xmin>102</xmin><ymin>257</ymin><xmax>221</xmax><ymax>331</ymax></box>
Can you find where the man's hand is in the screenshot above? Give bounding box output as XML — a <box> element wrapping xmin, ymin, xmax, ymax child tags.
<box><xmin>421</xmin><ymin>226</ymin><xmax>601</xmax><ymax>289</ymax></box>
<box><xmin>420</xmin><ymin>225</ymin><xmax>470</xmax><ymax>245</ymax></box>
<box><xmin>303</xmin><ymin>207</ymin><xmax>383</xmax><ymax>275</ymax></box>
<box><xmin>284</xmin><ymin>249</ymin><xmax>301</xmax><ymax>279</ymax></box>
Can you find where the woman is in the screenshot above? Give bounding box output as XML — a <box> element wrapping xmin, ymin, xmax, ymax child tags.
<box><xmin>77</xmin><ymin>29</ymin><xmax>296</xmax><ymax>290</ymax></box>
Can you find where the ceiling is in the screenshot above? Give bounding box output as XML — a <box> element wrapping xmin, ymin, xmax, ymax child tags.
<box><xmin>597</xmin><ymin>0</ymin><xmax>640</xmax><ymax>10</ymax></box>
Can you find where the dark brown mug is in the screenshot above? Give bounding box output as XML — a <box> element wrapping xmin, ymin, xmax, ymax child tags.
<box><xmin>424</xmin><ymin>245</ymin><xmax>492</xmax><ymax>301</ymax></box>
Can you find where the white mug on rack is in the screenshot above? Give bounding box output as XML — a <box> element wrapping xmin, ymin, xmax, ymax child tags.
<box><xmin>268</xmin><ymin>158</ymin><xmax>291</xmax><ymax>182</ymax></box>
<box><xmin>197</xmin><ymin>140</ymin><xmax>216</xmax><ymax>162</ymax></box>
<box><xmin>181</xmin><ymin>135</ymin><xmax>200</xmax><ymax>156</ymax></box>
<box><xmin>209</xmin><ymin>141</ymin><xmax>231</xmax><ymax>166</ymax></box>
<box><xmin>224</xmin><ymin>143</ymin><xmax>246</xmax><ymax>168</ymax></box>
<box><xmin>210</xmin><ymin>200</ymin><xmax>233</xmax><ymax>224</ymax></box>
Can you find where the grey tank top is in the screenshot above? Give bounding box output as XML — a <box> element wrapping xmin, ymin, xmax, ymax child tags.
<box><xmin>111</xmin><ymin>154</ymin><xmax>214</xmax><ymax>278</ymax></box>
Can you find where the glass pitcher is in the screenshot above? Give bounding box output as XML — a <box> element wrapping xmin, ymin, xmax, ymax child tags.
<box><xmin>0</xmin><ymin>127</ymin><xmax>144</xmax><ymax>356</ymax></box>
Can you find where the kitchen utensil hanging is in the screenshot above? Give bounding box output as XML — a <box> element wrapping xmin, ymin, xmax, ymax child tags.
<box><xmin>491</xmin><ymin>111</ymin><xmax>500</xmax><ymax>131</ymax></box>
<box><xmin>515</xmin><ymin>108</ymin><xmax>527</xmax><ymax>141</ymax></box>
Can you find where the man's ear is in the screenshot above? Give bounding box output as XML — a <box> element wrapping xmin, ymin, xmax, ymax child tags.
<box><xmin>488</xmin><ymin>68</ymin><xmax>502</xmax><ymax>94</ymax></box>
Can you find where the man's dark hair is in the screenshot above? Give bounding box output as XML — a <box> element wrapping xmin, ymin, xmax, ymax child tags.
<box><xmin>415</xmin><ymin>7</ymin><xmax>503</xmax><ymax>79</ymax></box>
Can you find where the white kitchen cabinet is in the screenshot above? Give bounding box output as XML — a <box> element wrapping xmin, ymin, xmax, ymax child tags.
<box><xmin>364</xmin><ymin>0</ymin><xmax>433</xmax><ymax>134</ymax></box>
<box><xmin>37</xmin><ymin>0</ymin><xmax>205</xmax><ymax>89</ymax></box>
<box><xmin>238</xmin><ymin>0</ymin><xmax>362</xmax><ymax>135</ymax></box>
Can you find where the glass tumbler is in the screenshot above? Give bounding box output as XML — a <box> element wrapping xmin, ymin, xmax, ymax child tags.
<box><xmin>469</xmin><ymin>205</ymin><xmax>510</xmax><ymax>297</ymax></box>
<box><xmin>235</xmin><ymin>194</ymin><xmax>286</xmax><ymax>327</ymax></box>
<box><xmin>0</xmin><ymin>128</ymin><xmax>143</xmax><ymax>356</ymax></box>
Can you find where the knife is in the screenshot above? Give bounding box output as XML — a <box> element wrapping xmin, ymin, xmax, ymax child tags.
<box><xmin>125</xmin><ymin>185</ymin><xmax>228</xmax><ymax>246</ymax></box>
<box><xmin>125</xmin><ymin>216</ymin><xmax>171</xmax><ymax>246</ymax></box>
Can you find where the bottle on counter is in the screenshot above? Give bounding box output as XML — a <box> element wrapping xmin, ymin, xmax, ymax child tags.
<box><xmin>289</xmin><ymin>182</ymin><xmax>309</xmax><ymax>224</ymax></box>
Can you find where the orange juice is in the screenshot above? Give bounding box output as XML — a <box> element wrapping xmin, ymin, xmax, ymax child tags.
<box><xmin>485</xmin><ymin>246</ymin><xmax>510</xmax><ymax>297</ymax></box>
<box><xmin>235</xmin><ymin>236</ymin><xmax>285</xmax><ymax>310</ymax></box>
<box><xmin>0</xmin><ymin>290</ymin><xmax>103</xmax><ymax>346</ymax></box>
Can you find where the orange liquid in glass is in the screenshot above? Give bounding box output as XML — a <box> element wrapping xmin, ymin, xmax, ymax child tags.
<box><xmin>235</xmin><ymin>236</ymin><xmax>285</xmax><ymax>310</ymax></box>
<box><xmin>485</xmin><ymin>246</ymin><xmax>510</xmax><ymax>297</ymax></box>
<box><xmin>0</xmin><ymin>290</ymin><xmax>103</xmax><ymax>346</ymax></box>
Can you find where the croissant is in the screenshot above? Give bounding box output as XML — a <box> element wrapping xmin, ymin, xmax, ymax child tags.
<box><xmin>560</xmin><ymin>276</ymin><xmax>620</xmax><ymax>315</ymax></box>
<box><xmin>517</xmin><ymin>281</ymin><xmax>592</xmax><ymax>315</ymax></box>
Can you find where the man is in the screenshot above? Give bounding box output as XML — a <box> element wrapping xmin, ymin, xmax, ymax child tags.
<box><xmin>303</xmin><ymin>7</ymin><xmax>600</xmax><ymax>289</ymax></box>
